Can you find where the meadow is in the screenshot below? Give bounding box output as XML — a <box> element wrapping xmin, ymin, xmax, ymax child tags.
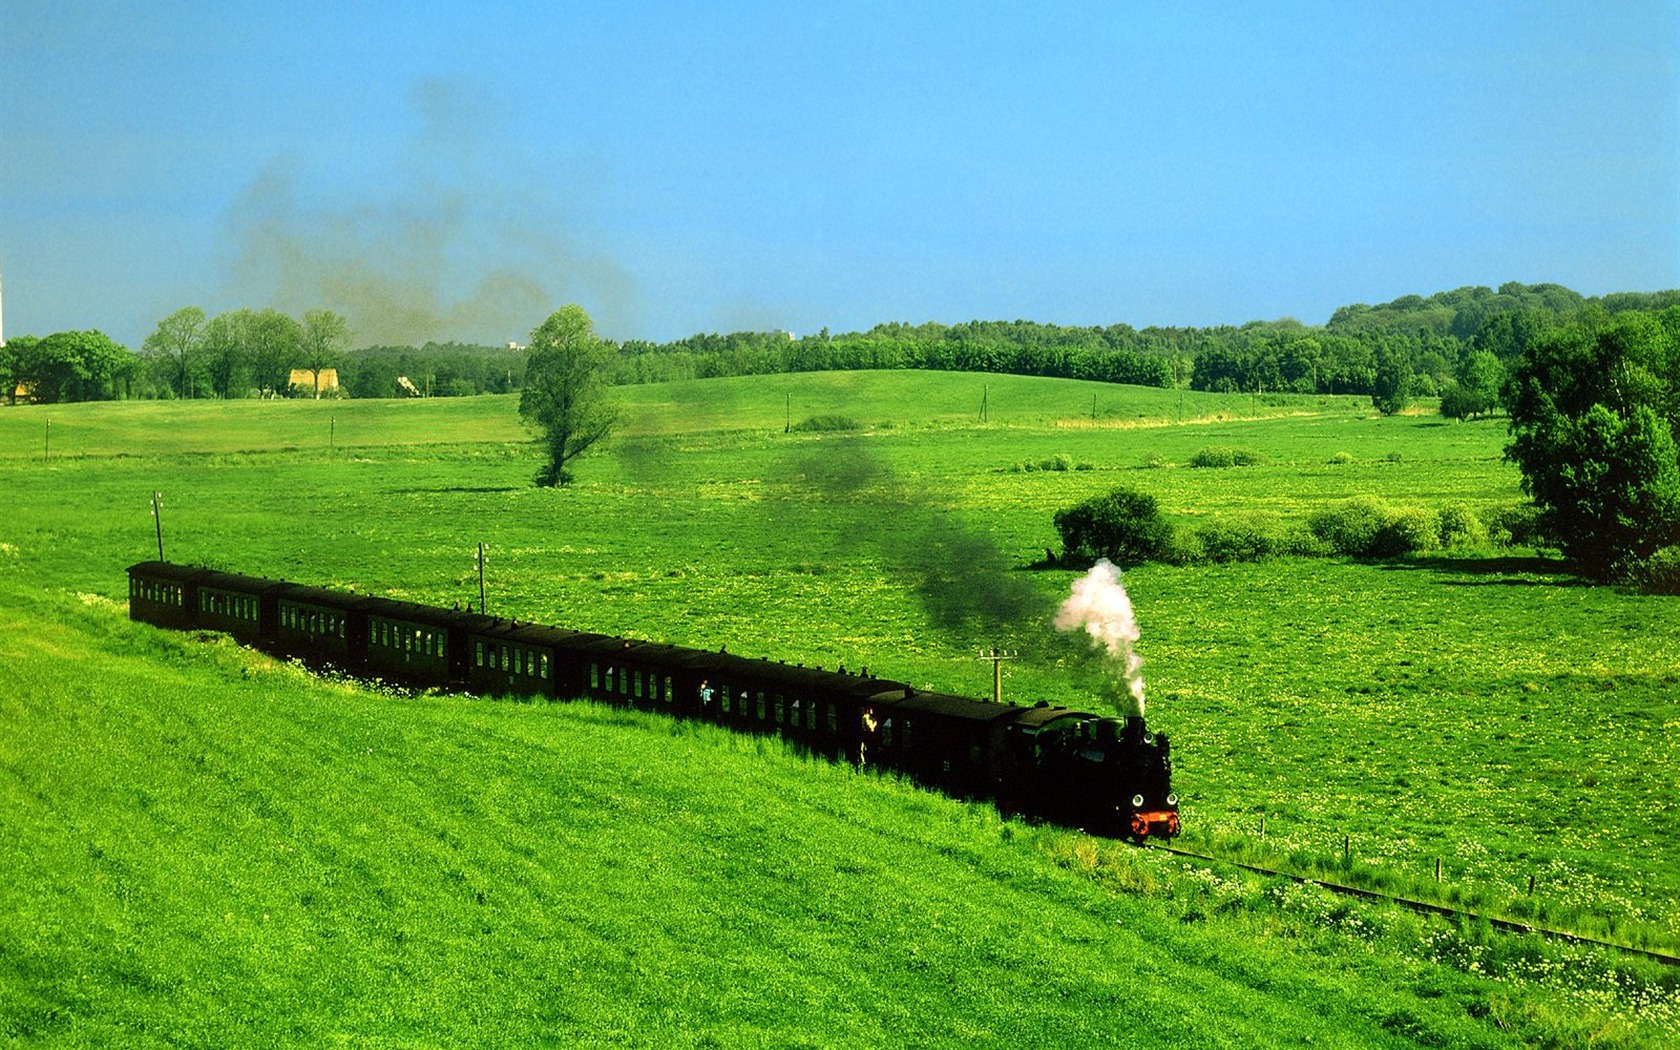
<box><xmin>2</xmin><ymin>372</ymin><xmax>1677</xmax><ymax>1047</ymax></box>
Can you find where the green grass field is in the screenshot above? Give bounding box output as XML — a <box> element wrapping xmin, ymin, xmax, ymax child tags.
<box><xmin>3</xmin><ymin>373</ymin><xmax>1677</xmax><ymax>1047</ymax></box>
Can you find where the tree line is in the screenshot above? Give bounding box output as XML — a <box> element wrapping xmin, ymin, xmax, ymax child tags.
<box><xmin>6</xmin><ymin>281</ymin><xmax>1677</xmax><ymax>407</ymax></box>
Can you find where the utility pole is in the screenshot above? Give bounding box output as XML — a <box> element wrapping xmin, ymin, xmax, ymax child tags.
<box><xmin>151</xmin><ymin>491</ymin><xmax>166</xmax><ymax>562</ymax></box>
<box><xmin>981</xmin><ymin>384</ymin><xmax>989</xmax><ymax>423</ymax></box>
<box><xmin>977</xmin><ymin>646</ymin><xmax>1017</xmax><ymax>704</ymax></box>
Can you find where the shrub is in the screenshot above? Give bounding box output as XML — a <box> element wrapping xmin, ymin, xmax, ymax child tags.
<box><xmin>1327</xmin><ymin>451</ymin><xmax>1355</xmax><ymax>465</ymax></box>
<box><xmin>1053</xmin><ymin>486</ymin><xmax>1175</xmax><ymax>566</ymax></box>
<box><xmin>1189</xmin><ymin>446</ymin><xmax>1265</xmax><ymax>468</ymax></box>
<box><xmin>1436</xmin><ymin>504</ymin><xmax>1487</xmax><ymax>549</ymax></box>
<box><xmin>1485</xmin><ymin>503</ymin><xmax>1545</xmax><ymax>548</ymax></box>
<box><xmin>1308</xmin><ymin>498</ymin><xmax>1440</xmax><ymax>558</ymax></box>
<box><xmin>1376</xmin><ymin>507</ymin><xmax>1440</xmax><ymax>556</ymax></box>
<box><xmin>790</xmin><ymin>414</ymin><xmax>861</xmax><ymax>432</ymax></box>
<box><xmin>1308</xmin><ymin>497</ymin><xmax>1391</xmax><ymax>557</ymax></box>
<box><xmin>1141</xmin><ymin>451</ymin><xmax>1167</xmax><ymax>469</ymax></box>
<box><xmin>1193</xmin><ymin>513</ymin><xmax>1290</xmax><ymax>562</ymax></box>
<box><xmin>1627</xmin><ymin>546</ymin><xmax>1680</xmax><ymax>595</ymax></box>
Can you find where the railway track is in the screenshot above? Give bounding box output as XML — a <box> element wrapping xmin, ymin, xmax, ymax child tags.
<box><xmin>1148</xmin><ymin>842</ymin><xmax>1680</xmax><ymax>968</ymax></box>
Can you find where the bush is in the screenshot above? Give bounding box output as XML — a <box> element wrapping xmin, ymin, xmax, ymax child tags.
<box><xmin>1189</xmin><ymin>446</ymin><xmax>1265</xmax><ymax>468</ymax></box>
<box><xmin>1436</xmin><ymin>504</ymin><xmax>1487</xmax><ymax>549</ymax></box>
<box><xmin>1308</xmin><ymin>497</ymin><xmax>1391</xmax><ymax>557</ymax></box>
<box><xmin>1308</xmin><ymin>498</ymin><xmax>1439</xmax><ymax>558</ymax></box>
<box><xmin>1485</xmin><ymin>503</ymin><xmax>1545</xmax><ymax>548</ymax></box>
<box><xmin>1627</xmin><ymin>546</ymin><xmax>1680</xmax><ymax>595</ymax></box>
<box><xmin>1192</xmin><ymin>513</ymin><xmax>1290</xmax><ymax>562</ymax></box>
<box><xmin>1053</xmin><ymin>487</ymin><xmax>1175</xmax><ymax>566</ymax></box>
<box><xmin>1141</xmin><ymin>451</ymin><xmax>1167</xmax><ymax>469</ymax></box>
<box><xmin>1377</xmin><ymin>507</ymin><xmax>1440</xmax><ymax>556</ymax></box>
<box><xmin>1327</xmin><ymin>451</ymin><xmax>1355</xmax><ymax>465</ymax></box>
<box><xmin>790</xmin><ymin>414</ymin><xmax>861</xmax><ymax>432</ymax></box>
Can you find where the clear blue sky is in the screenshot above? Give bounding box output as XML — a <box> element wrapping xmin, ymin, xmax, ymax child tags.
<box><xmin>3</xmin><ymin>1</ymin><xmax>1676</xmax><ymax>349</ymax></box>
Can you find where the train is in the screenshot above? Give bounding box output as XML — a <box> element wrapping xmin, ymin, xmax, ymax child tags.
<box><xmin>126</xmin><ymin>560</ymin><xmax>1180</xmax><ymax>840</ymax></box>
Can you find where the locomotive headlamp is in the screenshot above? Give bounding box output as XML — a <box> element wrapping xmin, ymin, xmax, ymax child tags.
<box><xmin>1131</xmin><ymin>794</ymin><xmax>1145</xmax><ymax>808</ymax></box>
<box><xmin>1166</xmin><ymin>793</ymin><xmax>1178</xmax><ymax>806</ymax></box>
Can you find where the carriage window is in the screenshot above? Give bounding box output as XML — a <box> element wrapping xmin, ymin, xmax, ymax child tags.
<box><xmin>539</xmin><ymin>654</ymin><xmax>550</xmax><ymax>679</ymax></box>
<box><xmin>590</xmin><ymin>663</ymin><xmax>600</xmax><ymax>689</ymax></box>
<box><xmin>827</xmin><ymin>706</ymin><xmax>838</xmax><ymax>733</ymax></box>
<box><xmin>774</xmin><ymin>697</ymin><xmax>784</xmax><ymax>725</ymax></box>
<box><xmin>663</xmin><ymin>676</ymin><xmax>673</xmax><ymax>703</ymax></box>
<box><xmin>722</xmin><ymin>687</ymin><xmax>732</xmax><ymax>714</ymax></box>
<box><xmin>633</xmin><ymin>670</ymin><xmax>643</xmax><ymax>698</ymax></box>
<box><xmin>621</xmin><ymin>670</ymin><xmax>630</xmax><ymax>695</ymax></box>
<box><xmin>475</xmin><ymin>641</ymin><xmax>484</xmax><ymax>667</ymax></box>
<box><xmin>500</xmin><ymin>646</ymin><xmax>510</xmax><ymax>671</ymax></box>
<box><xmin>882</xmin><ymin>719</ymin><xmax>893</xmax><ymax>748</ymax></box>
<box><xmin>807</xmin><ymin>702</ymin><xmax>817</xmax><ymax>730</ymax></box>
<box><xmin>756</xmin><ymin>692</ymin><xmax>767</xmax><ymax>720</ymax></box>
<box><xmin>902</xmin><ymin>720</ymin><xmax>913</xmax><ymax>751</ymax></box>
<box><xmin>605</xmin><ymin>667</ymin><xmax>615</xmax><ymax>693</ymax></box>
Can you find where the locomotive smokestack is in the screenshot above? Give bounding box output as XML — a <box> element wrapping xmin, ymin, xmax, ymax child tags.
<box><xmin>1053</xmin><ymin>559</ymin><xmax>1146</xmax><ymax>718</ymax></box>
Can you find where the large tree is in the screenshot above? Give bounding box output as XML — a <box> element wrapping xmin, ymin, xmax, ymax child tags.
<box><xmin>518</xmin><ymin>305</ymin><xmax>618</xmax><ymax>487</ymax></box>
<box><xmin>16</xmin><ymin>330</ymin><xmax>135</xmax><ymax>403</ymax></box>
<box><xmin>142</xmin><ymin>306</ymin><xmax>206</xmax><ymax>399</ymax></box>
<box><xmin>1505</xmin><ymin>309</ymin><xmax>1680</xmax><ymax>578</ymax></box>
<box><xmin>299</xmin><ymin>309</ymin><xmax>350</xmax><ymax>398</ymax></box>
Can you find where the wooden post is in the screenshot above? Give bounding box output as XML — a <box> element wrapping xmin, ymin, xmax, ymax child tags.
<box><xmin>1528</xmin><ymin>874</ymin><xmax>1536</xmax><ymax>896</ymax></box>
<box><xmin>330</xmin><ymin>414</ymin><xmax>336</xmax><ymax>449</ymax></box>
<box><xmin>152</xmin><ymin>491</ymin><xmax>165</xmax><ymax>563</ymax></box>
<box><xmin>784</xmin><ymin>392</ymin><xmax>790</xmax><ymax>434</ymax></box>
<box><xmin>1259</xmin><ymin>816</ymin><xmax>1265</xmax><ymax>840</ymax></box>
<box><xmin>477</xmin><ymin>542</ymin><xmax>487</xmax><ymax>615</ymax></box>
<box><xmin>44</xmin><ymin>419</ymin><xmax>50</xmax><ymax>462</ymax></box>
<box><xmin>1435</xmin><ymin>858</ymin><xmax>1442</xmax><ymax>882</ymax></box>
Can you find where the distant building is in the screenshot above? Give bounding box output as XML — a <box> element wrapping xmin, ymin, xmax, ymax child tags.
<box><xmin>288</xmin><ymin>368</ymin><xmax>340</xmax><ymax>397</ymax></box>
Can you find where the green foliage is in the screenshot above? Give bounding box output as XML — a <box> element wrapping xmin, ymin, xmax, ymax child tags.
<box><xmin>1053</xmin><ymin>486</ymin><xmax>1173</xmax><ymax>566</ymax></box>
<box><xmin>1188</xmin><ymin>445</ymin><xmax>1265</xmax><ymax>468</ymax></box>
<box><xmin>1436</xmin><ymin>504</ymin><xmax>1488</xmax><ymax>548</ymax></box>
<box><xmin>518</xmin><ymin>305</ymin><xmax>619</xmax><ymax>487</ymax></box>
<box><xmin>8</xmin><ymin>329</ymin><xmax>136</xmax><ymax>403</ymax></box>
<box><xmin>789</xmin><ymin>413</ymin><xmax>861</xmax><ymax>432</ymax></box>
<box><xmin>1009</xmin><ymin>452</ymin><xmax>1089</xmax><ymax>472</ymax></box>
<box><xmin>1187</xmin><ymin>512</ymin><xmax>1317</xmax><ymax>562</ymax></box>
<box><xmin>1627</xmin><ymin>546</ymin><xmax>1680</xmax><ymax>595</ymax></box>
<box><xmin>1308</xmin><ymin>498</ymin><xmax>1442</xmax><ymax>558</ymax></box>
<box><xmin>1505</xmin><ymin>312</ymin><xmax>1680</xmax><ymax>578</ymax></box>
<box><xmin>1327</xmin><ymin>451</ymin><xmax>1355</xmax><ymax>465</ymax></box>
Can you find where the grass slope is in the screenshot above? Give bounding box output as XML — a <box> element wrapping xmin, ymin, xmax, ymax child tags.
<box><xmin>0</xmin><ymin>584</ymin><xmax>1636</xmax><ymax>1049</ymax></box>
<box><xmin>2</xmin><ymin>373</ymin><xmax>1677</xmax><ymax>1045</ymax></box>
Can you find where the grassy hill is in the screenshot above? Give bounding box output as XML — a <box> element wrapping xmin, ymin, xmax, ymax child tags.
<box><xmin>2</xmin><ymin>373</ymin><xmax>1676</xmax><ymax>1046</ymax></box>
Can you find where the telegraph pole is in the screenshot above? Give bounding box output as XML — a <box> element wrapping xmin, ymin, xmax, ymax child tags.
<box><xmin>977</xmin><ymin>646</ymin><xmax>1017</xmax><ymax>704</ymax></box>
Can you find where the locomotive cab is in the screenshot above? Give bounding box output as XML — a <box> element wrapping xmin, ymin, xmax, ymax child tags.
<box><xmin>1004</xmin><ymin>709</ymin><xmax>1179</xmax><ymax>839</ymax></box>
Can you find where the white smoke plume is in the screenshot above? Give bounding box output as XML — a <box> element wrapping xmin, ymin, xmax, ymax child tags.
<box><xmin>1054</xmin><ymin>558</ymin><xmax>1146</xmax><ymax>717</ymax></box>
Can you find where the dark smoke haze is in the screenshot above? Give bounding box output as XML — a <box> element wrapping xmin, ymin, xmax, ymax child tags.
<box><xmin>223</xmin><ymin>78</ymin><xmax>634</xmax><ymax>347</ymax></box>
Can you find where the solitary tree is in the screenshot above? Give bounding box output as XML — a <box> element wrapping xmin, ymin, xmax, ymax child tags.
<box><xmin>519</xmin><ymin>305</ymin><xmax>618</xmax><ymax>486</ymax></box>
<box><xmin>299</xmin><ymin>309</ymin><xmax>350</xmax><ymax>398</ymax></box>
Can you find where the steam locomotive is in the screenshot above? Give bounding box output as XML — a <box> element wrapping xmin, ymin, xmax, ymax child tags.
<box><xmin>126</xmin><ymin>560</ymin><xmax>1180</xmax><ymax>840</ymax></box>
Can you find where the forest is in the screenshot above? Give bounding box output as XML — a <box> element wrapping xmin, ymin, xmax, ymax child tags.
<box><xmin>4</xmin><ymin>282</ymin><xmax>1677</xmax><ymax>408</ymax></box>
